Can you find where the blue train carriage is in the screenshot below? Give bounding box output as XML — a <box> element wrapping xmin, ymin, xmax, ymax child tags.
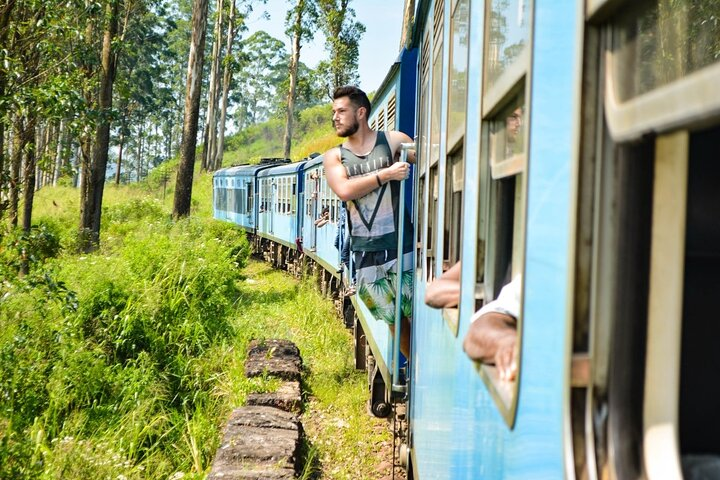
<box><xmin>347</xmin><ymin>44</ymin><xmax>418</xmax><ymax>418</ymax></box>
<box><xmin>300</xmin><ymin>155</ymin><xmax>344</xmax><ymax>298</ymax></box>
<box><xmin>254</xmin><ymin>160</ymin><xmax>307</xmax><ymax>273</ymax></box>
<box><xmin>407</xmin><ymin>0</ymin><xmax>582</xmax><ymax>478</ymax></box>
<box><xmin>213</xmin><ymin>162</ymin><xmax>280</xmax><ymax>232</ymax></box>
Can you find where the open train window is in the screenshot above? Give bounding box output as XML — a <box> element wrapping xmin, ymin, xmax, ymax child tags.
<box><xmin>474</xmin><ymin>0</ymin><xmax>531</xmax><ymax>426</ymax></box>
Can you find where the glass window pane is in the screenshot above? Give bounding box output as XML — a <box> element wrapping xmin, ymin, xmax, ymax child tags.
<box><xmin>612</xmin><ymin>0</ymin><xmax>720</xmax><ymax>102</ymax></box>
<box><xmin>485</xmin><ymin>0</ymin><xmax>530</xmax><ymax>90</ymax></box>
<box><xmin>447</xmin><ymin>0</ymin><xmax>470</xmax><ymax>148</ymax></box>
<box><xmin>490</xmin><ymin>94</ymin><xmax>526</xmax><ymax>169</ymax></box>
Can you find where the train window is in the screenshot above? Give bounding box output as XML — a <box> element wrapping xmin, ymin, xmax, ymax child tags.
<box><xmin>443</xmin><ymin>148</ymin><xmax>463</xmax><ymax>269</ymax></box>
<box><xmin>234</xmin><ymin>186</ymin><xmax>242</xmax><ymax>213</ymax></box>
<box><xmin>426</xmin><ymin>165</ymin><xmax>440</xmax><ymax>281</ymax></box>
<box><xmin>429</xmin><ymin>0</ymin><xmax>444</xmax><ymax>167</ymax></box>
<box><xmin>603</xmin><ymin>0</ymin><xmax>720</xmax><ymax>141</ymax></box>
<box><xmin>441</xmin><ymin>146</ymin><xmax>464</xmax><ymax>336</ymax></box>
<box><xmin>247</xmin><ymin>181</ymin><xmax>253</xmax><ymax>214</ymax></box>
<box><xmin>489</xmin><ymin>93</ymin><xmax>525</xmax><ymax>178</ymax></box>
<box><xmin>446</xmin><ymin>0</ymin><xmax>469</xmax><ymax>150</ymax></box>
<box><xmin>483</xmin><ymin>0</ymin><xmax>530</xmax><ymax>111</ymax></box>
<box><xmin>291</xmin><ymin>180</ymin><xmax>297</xmax><ymax>215</ymax></box>
<box><xmin>612</xmin><ymin>0</ymin><xmax>720</xmax><ymax>103</ymax></box>
<box><xmin>417</xmin><ymin>28</ymin><xmax>432</xmax><ymax>176</ymax></box>
<box><xmin>416</xmin><ymin>175</ymin><xmax>426</xmax><ymax>273</ymax></box>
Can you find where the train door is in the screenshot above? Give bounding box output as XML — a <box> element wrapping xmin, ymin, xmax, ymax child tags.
<box><xmin>572</xmin><ymin>1</ymin><xmax>720</xmax><ymax>478</ymax></box>
<box><xmin>310</xmin><ymin>169</ymin><xmax>319</xmax><ymax>251</ymax></box>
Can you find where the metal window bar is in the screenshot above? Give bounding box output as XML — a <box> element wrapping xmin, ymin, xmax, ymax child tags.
<box><xmin>392</xmin><ymin>143</ymin><xmax>416</xmax><ymax>394</ymax></box>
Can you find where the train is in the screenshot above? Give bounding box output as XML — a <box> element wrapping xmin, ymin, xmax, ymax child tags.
<box><xmin>213</xmin><ymin>0</ymin><xmax>720</xmax><ymax>478</ymax></box>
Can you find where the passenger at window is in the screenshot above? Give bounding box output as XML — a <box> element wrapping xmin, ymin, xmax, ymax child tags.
<box><xmin>323</xmin><ymin>85</ymin><xmax>415</xmax><ymax>356</ymax></box>
<box><xmin>463</xmin><ymin>276</ymin><xmax>521</xmax><ymax>382</ymax></box>
<box><xmin>424</xmin><ymin>261</ymin><xmax>461</xmax><ymax>308</ymax></box>
<box><xmin>504</xmin><ymin>107</ymin><xmax>523</xmax><ymax>158</ymax></box>
<box><xmin>315</xmin><ymin>205</ymin><xmax>330</xmax><ymax>227</ymax></box>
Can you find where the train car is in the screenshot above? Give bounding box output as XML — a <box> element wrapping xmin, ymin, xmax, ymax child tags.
<box><xmin>255</xmin><ymin>161</ymin><xmax>306</xmax><ymax>271</ymax></box>
<box><xmin>298</xmin><ymin>154</ymin><xmax>345</xmax><ymax>299</ymax></box>
<box><xmin>212</xmin><ymin>159</ymin><xmax>289</xmax><ymax>233</ymax></box>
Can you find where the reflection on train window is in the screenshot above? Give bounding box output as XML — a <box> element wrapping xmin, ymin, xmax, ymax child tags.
<box><xmin>612</xmin><ymin>0</ymin><xmax>720</xmax><ymax>102</ymax></box>
<box><xmin>489</xmin><ymin>94</ymin><xmax>525</xmax><ymax>177</ymax></box>
<box><xmin>447</xmin><ymin>0</ymin><xmax>469</xmax><ymax>149</ymax></box>
<box><xmin>484</xmin><ymin>0</ymin><xmax>530</xmax><ymax>90</ymax></box>
<box><xmin>427</xmin><ymin>165</ymin><xmax>440</xmax><ymax>281</ymax></box>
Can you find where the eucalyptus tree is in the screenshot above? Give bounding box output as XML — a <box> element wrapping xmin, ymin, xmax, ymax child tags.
<box><xmin>200</xmin><ymin>0</ymin><xmax>224</xmax><ymax>172</ymax></box>
<box><xmin>233</xmin><ymin>30</ymin><xmax>289</xmax><ymax>128</ymax></box>
<box><xmin>282</xmin><ymin>0</ymin><xmax>318</xmax><ymax>158</ymax></box>
<box><xmin>173</xmin><ymin>0</ymin><xmax>211</xmax><ymax>218</ymax></box>
<box><xmin>0</xmin><ymin>0</ymin><xmax>85</xmax><ymax>229</ymax></box>
<box><xmin>315</xmin><ymin>0</ymin><xmax>365</xmax><ymax>94</ymax></box>
<box><xmin>78</xmin><ymin>0</ymin><xmax>121</xmax><ymax>251</ymax></box>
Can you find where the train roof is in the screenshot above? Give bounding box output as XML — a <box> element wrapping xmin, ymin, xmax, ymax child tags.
<box><xmin>214</xmin><ymin>159</ymin><xmax>289</xmax><ymax>178</ymax></box>
<box><xmin>257</xmin><ymin>160</ymin><xmax>308</xmax><ymax>177</ymax></box>
<box><xmin>304</xmin><ymin>155</ymin><xmax>324</xmax><ymax>170</ymax></box>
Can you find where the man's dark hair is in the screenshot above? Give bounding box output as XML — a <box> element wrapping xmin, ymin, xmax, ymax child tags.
<box><xmin>333</xmin><ymin>85</ymin><xmax>371</xmax><ymax>113</ymax></box>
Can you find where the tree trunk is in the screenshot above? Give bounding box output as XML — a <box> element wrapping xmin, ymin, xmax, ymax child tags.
<box><xmin>79</xmin><ymin>0</ymin><xmax>119</xmax><ymax>252</ymax></box>
<box><xmin>21</xmin><ymin>114</ymin><xmax>37</xmax><ymax>232</ymax></box>
<box><xmin>283</xmin><ymin>0</ymin><xmax>304</xmax><ymax>159</ymax></box>
<box><xmin>173</xmin><ymin>0</ymin><xmax>210</xmax><ymax>218</ymax></box>
<box><xmin>53</xmin><ymin>120</ymin><xmax>65</xmax><ymax>186</ymax></box>
<box><xmin>202</xmin><ymin>0</ymin><xmax>223</xmax><ymax>171</ymax></box>
<box><xmin>214</xmin><ymin>0</ymin><xmax>235</xmax><ymax>171</ymax></box>
<box><xmin>115</xmin><ymin>126</ymin><xmax>125</xmax><ymax>184</ymax></box>
<box><xmin>9</xmin><ymin>116</ymin><xmax>22</xmax><ymax>227</ymax></box>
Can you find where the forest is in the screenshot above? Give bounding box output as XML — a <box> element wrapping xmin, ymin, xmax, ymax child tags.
<box><xmin>0</xmin><ymin>1</ymin><xmax>389</xmax><ymax>478</ymax></box>
<box><xmin>0</xmin><ymin>0</ymin><xmax>365</xmax><ymax>250</ymax></box>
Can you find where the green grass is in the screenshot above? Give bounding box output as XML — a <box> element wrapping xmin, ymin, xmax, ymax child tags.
<box><xmin>0</xmin><ymin>98</ymin><xmax>391</xmax><ymax>479</ymax></box>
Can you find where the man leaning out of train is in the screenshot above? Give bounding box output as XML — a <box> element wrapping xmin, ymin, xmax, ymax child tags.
<box><xmin>323</xmin><ymin>85</ymin><xmax>415</xmax><ymax>357</ymax></box>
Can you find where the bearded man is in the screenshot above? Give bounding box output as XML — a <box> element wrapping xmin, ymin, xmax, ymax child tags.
<box><xmin>322</xmin><ymin>85</ymin><xmax>415</xmax><ymax>356</ymax></box>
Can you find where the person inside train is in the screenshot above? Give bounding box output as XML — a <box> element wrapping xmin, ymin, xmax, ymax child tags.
<box><xmin>424</xmin><ymin>261</ymin><xmax>461</xmax><ymax>308</ymax></box>
<box><xmin>315</xmin><ymin>205</ymin><xmax>330</xmax><ymax>227</ymax></box>
<box><xmin>464</xmin><ymin>276</ymin><xmax>521</xmax><ymax>382</ymax></box>
<box><xmin>323</xmin><ymin>85</ymin><xmax>415</xmax><ymax>356</ymax></box>
<box><xmin>424</xmin><ymin>262</ymin><xmax>520</xmax><ymax>382</ymax></box>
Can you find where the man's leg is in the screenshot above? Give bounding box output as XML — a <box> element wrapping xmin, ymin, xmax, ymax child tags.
<box><xmin>389</xmin><ymin>316</ymin><xmax>411</xmax><ymax>358</ymax></box>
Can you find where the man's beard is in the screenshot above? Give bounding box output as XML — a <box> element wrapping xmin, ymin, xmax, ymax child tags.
<box><xmin>336</xmin><ymin>118</ymin><xmax>359</xmax><ymax>137</ymax></box>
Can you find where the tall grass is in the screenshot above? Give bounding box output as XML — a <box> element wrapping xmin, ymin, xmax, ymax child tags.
<box><xmin>0</xmin><ymin>191</ymin><xmax>251</xmax><ymax>479</ymax></box>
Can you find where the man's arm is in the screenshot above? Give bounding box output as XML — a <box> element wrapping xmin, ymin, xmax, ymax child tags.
<box><xmin>463</xmin><ymin>312</ymin><xmax>518</xmax><ymax>381</ymax></box>
<box><xmin>323</xmin><ymin>147</ymin><xmax>411</xmax><ymax>202</ymax></box>
<box><xmin>425</xmin><ymin>261</ymin><xmax>461</xmax><ymax>308</ymax></box>
<box><xmin>387</xmin><ymin>131</ymin><xmax>416</xmax><ymax>164</ymax></box>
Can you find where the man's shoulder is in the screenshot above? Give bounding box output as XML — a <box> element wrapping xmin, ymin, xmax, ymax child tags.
<box><xmin>322</xmin><ymin>146</ymin><xmax>342</xmax><ymax>164</ymax></box>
